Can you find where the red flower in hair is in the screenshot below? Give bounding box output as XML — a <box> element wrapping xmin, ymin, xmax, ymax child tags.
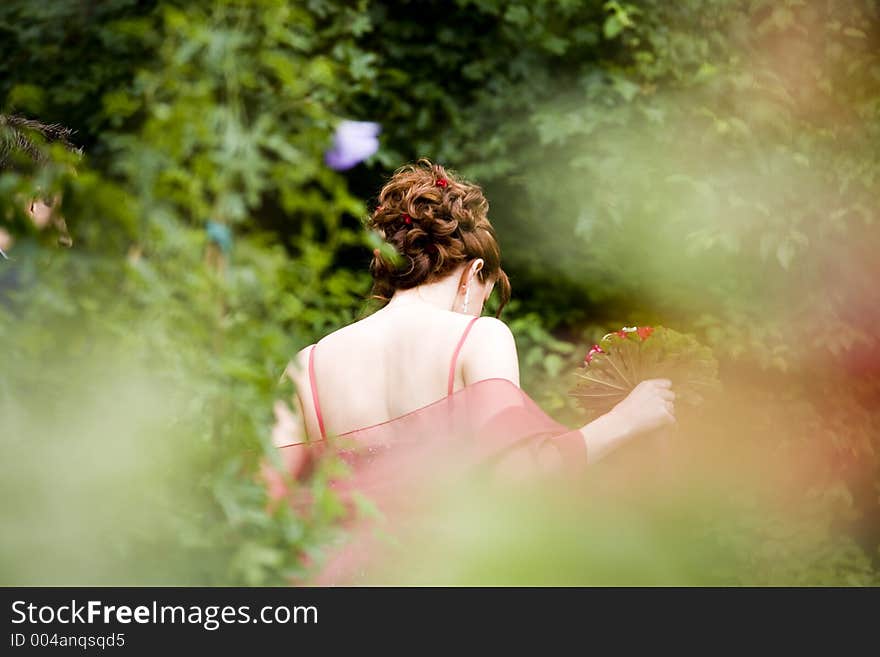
<box><xmin>435</xmin><ymin>178</ymin><xmax>448</xmax><ymax>188</ymax></box>
<box><xmin>402</xmin><ymin>213</ymin><xmax>412</xmax><ymax>224</ymax></box>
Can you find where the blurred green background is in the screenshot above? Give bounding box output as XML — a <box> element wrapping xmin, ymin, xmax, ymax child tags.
<box><xmin>1</xmin><ymin>0</ymin><xmax>878</xmax><ymax>585</ymax></box>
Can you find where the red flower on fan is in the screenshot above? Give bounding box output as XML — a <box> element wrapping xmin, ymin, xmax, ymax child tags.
<box><xmin>584</xmin><ymin>344</ymin><xmax>604</xmax><ymax>364</ymax></box>
<box><xmin>607</xmin><ymin>326</ymin><xmax>654</xmax><ymax>340</ymax></box>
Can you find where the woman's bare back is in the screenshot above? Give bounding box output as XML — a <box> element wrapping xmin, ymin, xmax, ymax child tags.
<box><xmin>289</xmin><ymin>304</ymin><xmax>517</xmax><ymax>440</ymax></box>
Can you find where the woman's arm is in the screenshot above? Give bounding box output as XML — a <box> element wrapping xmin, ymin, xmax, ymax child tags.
<box><xmin>260</xmin><ymin>396</ymin><xmax>312</xmax><ymax>504</ymax></box>
<box><xmin>579</xmin><ymin>379</ymin><xmax>676</xmax><ymax>464</ymax></box>
<box><xmin>260</xmin><ymin>348</ymin><xmax>316</xmax><ymax>503</ymax></box>
<box><xmin>462</xmin><ymin>318</ymin><xmax>675</xmax><ymax>466</ymax></box>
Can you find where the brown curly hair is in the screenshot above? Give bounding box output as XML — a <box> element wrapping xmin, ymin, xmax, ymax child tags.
<box><xmin>368</xmin><ymin>158</ymin><xmax>511</xmax><ymax>316</ymax></box>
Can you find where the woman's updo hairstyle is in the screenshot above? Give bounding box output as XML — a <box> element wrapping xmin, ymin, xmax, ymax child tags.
<box><xmin>368</xmin><ymin>158</ymin><xmax>511</xmax><ymax>317</ymax></box>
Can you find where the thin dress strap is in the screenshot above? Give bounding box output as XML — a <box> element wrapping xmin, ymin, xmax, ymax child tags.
<box><xmin>308</xmin><ymin>344</ymin><xmax>327</xmax><ymax>440</ymax></box>
<box><xmin>447</xmin><ymin>316</ymin><xmax>481</xmax><ymax>396</ymax></box>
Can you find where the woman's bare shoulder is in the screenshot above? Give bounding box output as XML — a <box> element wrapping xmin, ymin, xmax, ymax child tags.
<box><xmin>461</xmin><ymin>316</ymin><xmax>519</xmax><ymax>385</ymax></box>
<box><xmin>286</xmin><ymin>314</ymin><xmax>381</xmax><ymax>375</ymax></box>
<box><xmin>284</xmin><ymin>344</ymin><xmax>314</xmax><ymax>386</ymax></box>
<box><xmin>470</xmin><ymin>316</ymin><xmax>516</xmax><ymax>344</ymax></box>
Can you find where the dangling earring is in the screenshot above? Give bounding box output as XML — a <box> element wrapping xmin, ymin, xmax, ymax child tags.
<box><xmin>462</xmin><ymin>284</ymin><xmax>471</xmax><ymax>314</ymax></box>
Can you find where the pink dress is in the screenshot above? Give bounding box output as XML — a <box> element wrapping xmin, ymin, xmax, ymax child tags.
<box><xmin>285</xmin><ymin>316</ymin><xmax>588</xmax><ymax>584</ymax></box>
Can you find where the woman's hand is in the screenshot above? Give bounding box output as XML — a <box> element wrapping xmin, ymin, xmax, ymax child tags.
<box><xmin>608</xmin><ymin>378</ymin><xmax>676</xmax><ymax>437</ymax></box>
<box><xmin>580</xmin><ymin>379</ymin><xmax>675</xmax><ymax>464</ymax></box>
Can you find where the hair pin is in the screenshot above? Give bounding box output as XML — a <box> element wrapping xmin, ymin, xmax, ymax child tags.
<box><xmin>402</xmin><ymin>213</ymin><xmax>412</xmax><ymax>224</ymax></box>
<box><xmin>435</xmin><ymin>178</ymin><xmax>448</xmax><ymax>188</ymax></box>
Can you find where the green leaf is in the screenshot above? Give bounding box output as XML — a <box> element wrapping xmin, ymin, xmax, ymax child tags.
<box><xmin>604</xmin><ymin>15</ymin><xmax>623</xmax><ymax>39</ymax></box>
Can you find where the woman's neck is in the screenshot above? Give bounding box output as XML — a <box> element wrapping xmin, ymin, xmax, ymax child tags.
<box><xmin>385</xmin><ymin>271</ymin><xmax>462</xmax><ymax>313</ymax></box>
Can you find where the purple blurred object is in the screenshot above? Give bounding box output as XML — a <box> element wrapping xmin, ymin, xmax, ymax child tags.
<box><xmin>324</xmin><ymin>120</ymin><xmax>381</xmax><ymax>171</ymax></box>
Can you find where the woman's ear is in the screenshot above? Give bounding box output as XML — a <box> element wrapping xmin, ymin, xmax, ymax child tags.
<box><xmin>470</xmin><ymin>258</ymin><xmax>485</xmax><ymax>280</ymax></box>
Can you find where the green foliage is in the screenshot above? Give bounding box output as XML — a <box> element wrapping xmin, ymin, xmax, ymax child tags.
<box><xmin>1</xmin><ymin>0</ymin><xmax>375</xmax><ymax>584</ymax></box>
